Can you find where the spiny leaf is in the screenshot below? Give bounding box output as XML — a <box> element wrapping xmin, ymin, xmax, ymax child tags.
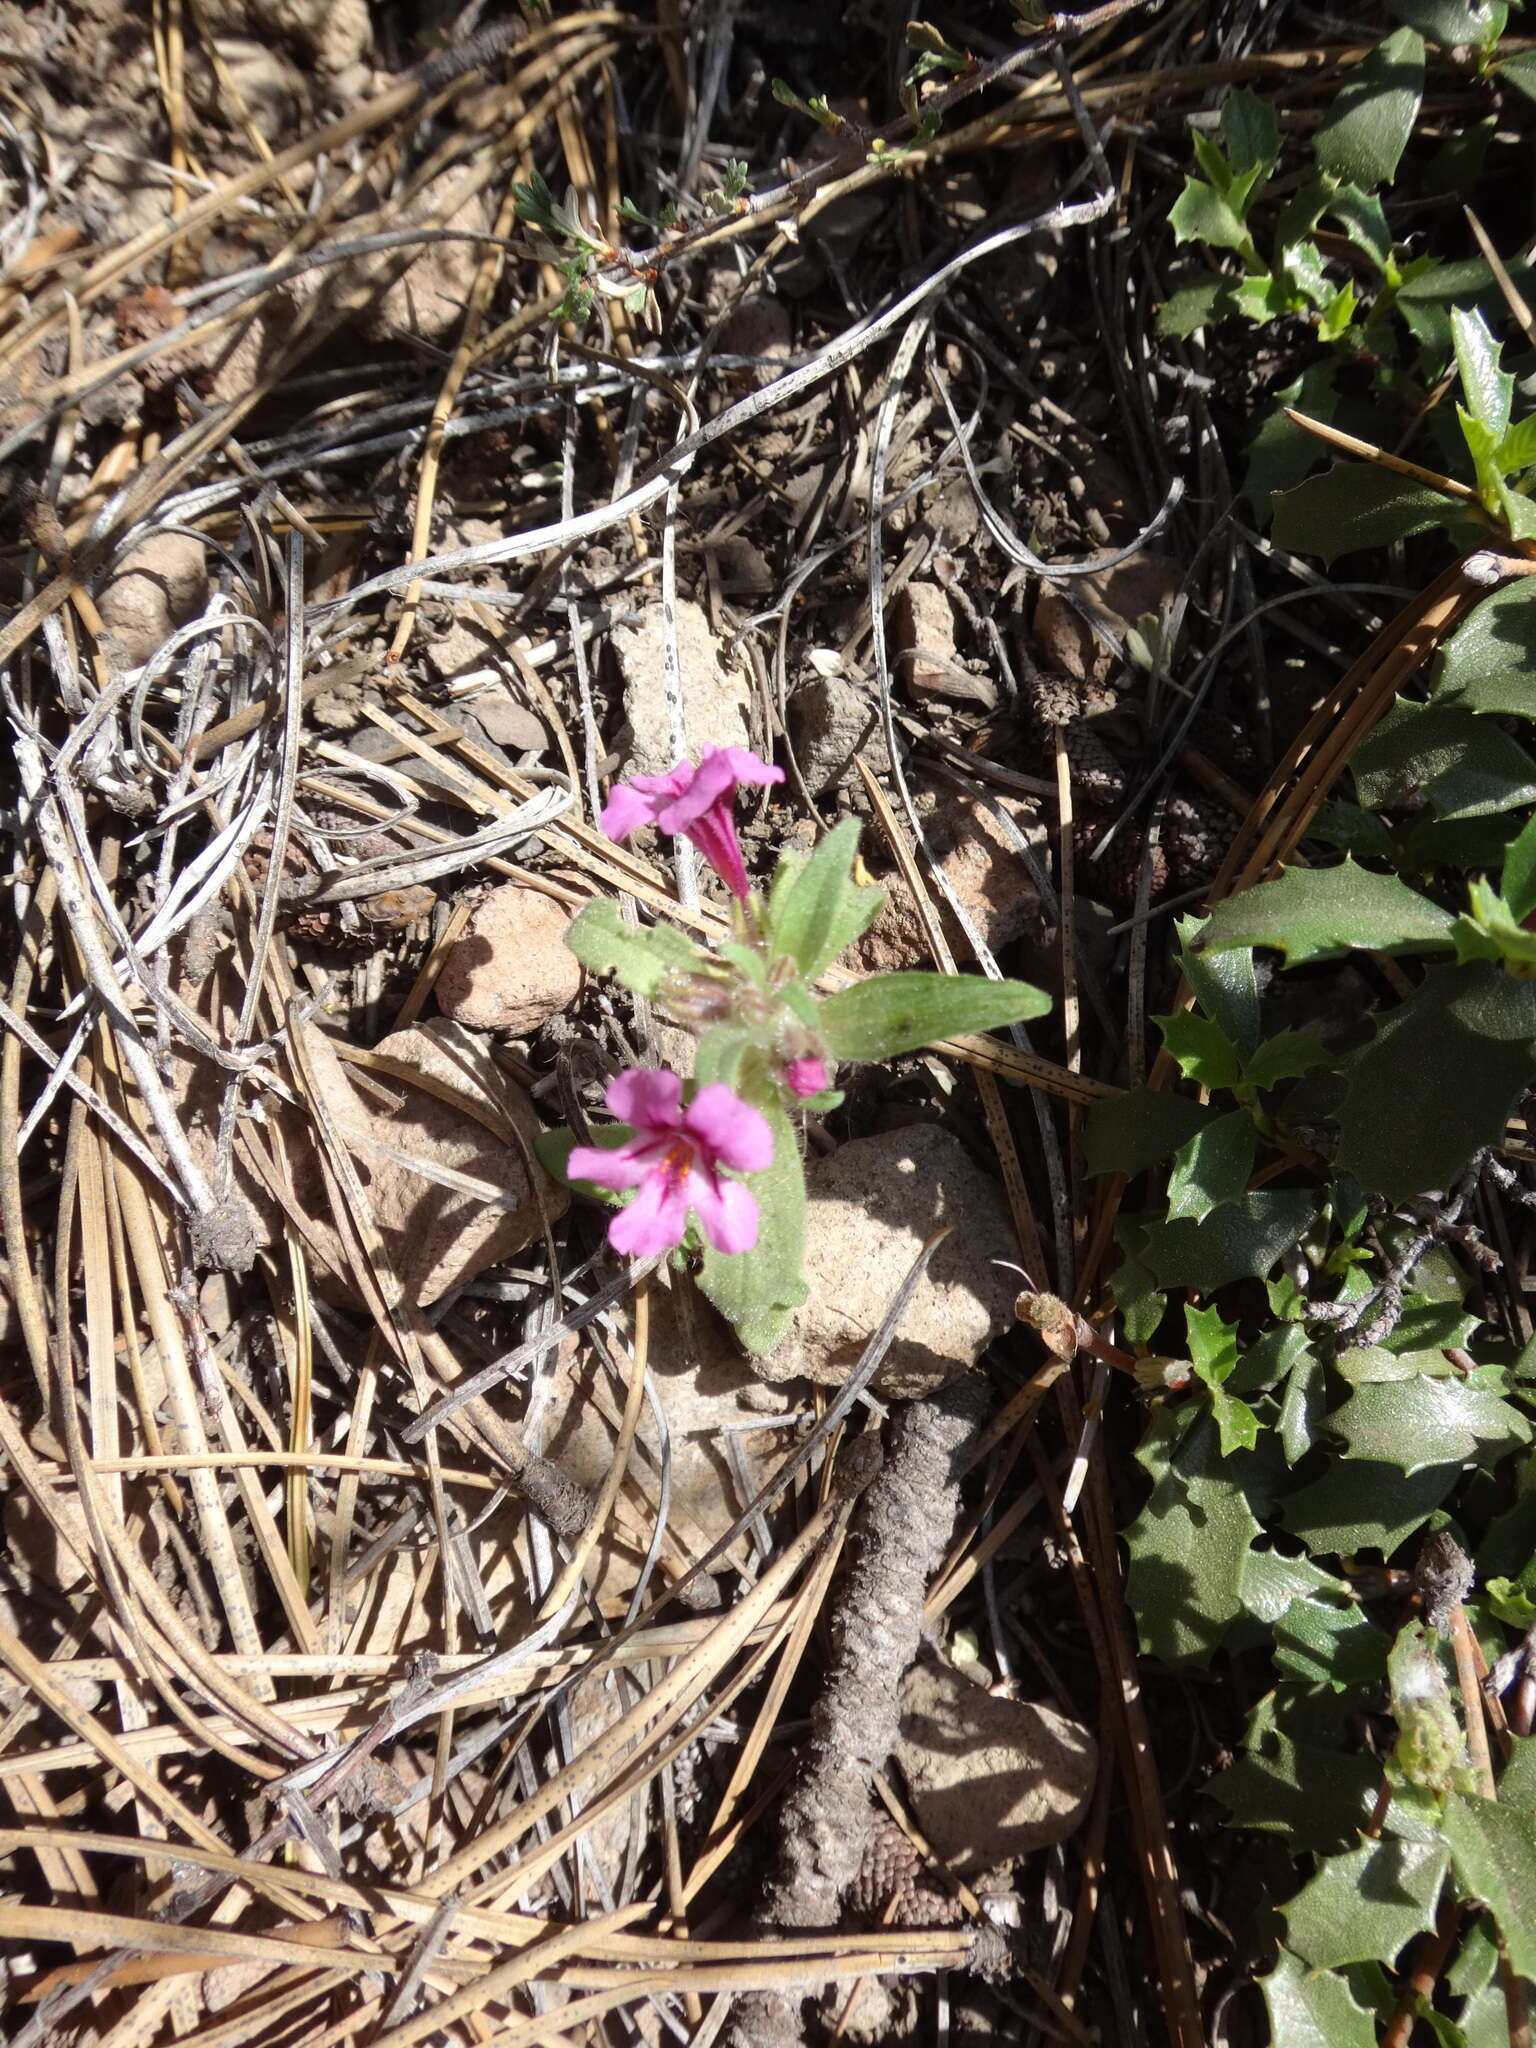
<box><xmin>1337</xmin><ymin>963</ymin><xmax>1536</xmax><ymax>1199</ymax></box>
<box><xmin>1281</xmin><ymin>1458</ymin><xmax>1462</xmax><ymax>1556</ymax></box>
<box><xmin>1284</xmin><ymin>1840</ymin><xmax>1449</xmax><ymax>1973</ymax></box>
<box><xmin>1271</xmin><ymin>462</ymin><xmax>1478</xmax><ymax>564</ymax></box>
<box><xmin>1155</xmin><ymin>1010</ymin><xmax>1244</xmax><ymax>1089</ymax></box>
<box><xmin>1197</xmin><ymin>859</ymin><xmax>1457</xmax><ymax>966</ymax></box>
<box><xmin>1082</xmin><ymin>1087</ymin><xmax>1217</xmax><ymax>1179</ymax></box>
<box><xmin>1353</xmin><ymin>699</ymin><xmax>1536</xmax><ymax>821</ymax></box>
<box><xmin>1331</xmin><ymin>1375</ymin><xmax>1532</xmax><ymax>1471</ymax></box>
<box><xmin>1313</xmin><ymin>26</ymin><xmax>1425</xmax><ymax>187</ymax></box>
<box><xmin>1133</xmin><ymin>1189</ymin><xmax>1318</xmax><ymax>1291</ymax></box>
<box><xmin>1433</xmin><ymin>579</ymin><xmax>1536</xmax><ymax>720</ymax></box>
<box><xmin>1124</xmin><ymin>1410</ymin><xmax>1263</xmax><ymax>1663</ymax></box>
<box><xmin>1444</xmin><ymin>1795</ymin><xmax>1536</xmax><ymax>1979</ymax></box>
<box><xmin>1166</xmin><ymin>1109</ymin><xmax>1257</xmax><ymax>1224</ymax></box>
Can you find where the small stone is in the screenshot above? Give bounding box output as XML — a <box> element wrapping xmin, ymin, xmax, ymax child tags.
<box><xmin>288</xmin><ymin>1019</ymin><xmax>567</xmax><ymax>1305</ymax></box>
<box><xmin>896</xmin><ymin>580</ymin><xmax>996</xmax><ymax>708</ymax></box>
<box><xmin>756</xmin><ymin>1125</ymin><xmax>1020</xmax><ymax>1400</ymax></box>
<box><xmin>367</xmin><ymin>174</ymin><xmax>489</xmax><ymax>345</ymax></box>
<box><xmin>613</xmin><ymin>598</ymin><xmax>751</xmax><ymax>775</ymax></box>
<box><xmin>896</xmin><ymin>1661</ymin><xmax>1097</xmax><ymax>1878</ymax></box>
<box><xmin>189</xmin><ymin>38</ymin><xmax>307</xmax><ymax>142</ymax></box>
<box><xmin>791</xmin><ymin>667</ymin><xmax>890</xmax><ymax>800</ymax></box>
<box><xmin>929</xmin><ymin>794</ymin><xmax>1048</xmax><ymax>957</ymax></box>
<box><xmin>463</xmin><ymin>685</ymin><xmax>547</xmax><ymax>755</ymax></box>
<box><xmin>244</xmin><ymin>0</ymin><xmax>369</xmax><ymax>71</ymax></box>
<box><xmin>1033</xmin><ymin>552</ymin><xmax>1182</xmax><ymax>690</ymax></box>
<box><xmin>426</xmin><ymin>619</ymin><xmax>499</xmax><ymax>686</ymax></box>
<box><xmin>435</xmin><ymin>884</ymin><xmax>581</xmax><ymax>1035</ymax></box>
<box><xmin>97</xmin><ymin>532</ymin><xmax>209</xmax><ymax>668</ymax></box>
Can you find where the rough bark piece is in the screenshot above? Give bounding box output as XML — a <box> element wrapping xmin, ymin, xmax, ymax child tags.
<box><xmin>728</xmin><ymin>1377</ymin><xmax>990</xmax><ymax>2048</ymax></box>
<box><xmin>753</xmin><ymin>1126</ymin><xmax>1019</xmax><ymax>1399</ymax></box>
<box><xmin>896</xmin><ymin>1661</ymin><xmax>1096</xmax><ymax>1880</ymax></box>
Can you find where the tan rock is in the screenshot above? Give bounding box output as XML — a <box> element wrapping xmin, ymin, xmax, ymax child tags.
<box><xmin>896</xmin><ymin>1661</ymin><xmax>1096</xmax><ymax>1877</ymax></box>
<box><xmin>245</xmin><ymin>0</ymin><xmax>370</xmax><ymax>71</ymax></box>
<box><xmin>613</xmin><ymin>597</ymin><xmax>752</xmax><ymax>776</ymax></box>
<box><xmin>367</xmin><ymin>173</ymin><xmax>490</xmax><ymax>345</ymax></box>
<box><xmin>464</xmin><ymin>684</ymin><xmax>548</xmax><ymax>755</ymax></box>
<box><xmin>97</xmin><ymin>532</ymin><xmax>209</xmax><ymax>668</ymax></box>
<box><xmin>253</xmin><ymin>1019</ymin><xmax>567</xmax><ymax>1306</ymax></box>
<box><xmin>426</xmin><ymin>619</ymin><xmax>499</xmax><ymax>686</ymax></box>
<box><xmin>1033</xmin><ymin>551</ymin><xmax>1182</xmax><ymax>690</ymax></box>
<box><xmin>756</xmin><ymin>1126</ymin><xmax>1019</xmax><ymax>1400</ymax></box>
<box><xmin>435</xmin><ymin>884</ymin><xmax>582</xmax><ymax>1035</ymax></box>
<box><xmin>896</xmin><ymin>580</ymin><xmax>996</xmax><ymax>708</ymax></box>
<box><xmin>537</xmin><ymin>1278</ymin><xmax>798</xmax><ymax>1606</ymax></box>
<box><xmin>792</xmin><ymin>666</ymin><xmax>890</xmax><ymax>801</ymax></box>
<box><xmin>929</xmin><ymin>794</ymin><xmax>1048</xmax><ymax>957</ymax></box>
<box><xmin>189</xmin><ymin>38</ymin><xmax>308</xmax><ymax>142</ymax></box>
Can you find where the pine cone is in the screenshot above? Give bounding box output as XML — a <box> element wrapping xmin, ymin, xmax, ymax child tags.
<box><xmin>1163</xmin><ymin>793</ymin><xmax>1238</xmax><ymax>892</ymax></box>
<box><xmin>847</xmin><ymin>1816</ymin><xmax>965</xmax><ymax>1930</ymax></box>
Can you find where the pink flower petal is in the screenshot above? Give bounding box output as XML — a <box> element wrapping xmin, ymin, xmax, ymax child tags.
<box><xmin>784</xmin><ymin>1056</ymin><xmax>829</xmax><ymax>1100</ymax></box>
<box><xmin>600</xmin><ymin>764</ymin><xmax>695</xmax><ymax>841</ymax></box>
<box><xmin>688</xmin><ymin>1168</ymin><xmax>759</xmax><ymax>1254</ymax></box>
<box><xmin>684</xmin><ymin>1083</ymin><xmax>774</xmax><ymax>1173</ymax></box>
<box><xmin>653</xmin><ymin>747</ymin><xmax>781</xmax><ymax>834</ymax></box>
<box><xmin>609</xmin><ymin>1169</ymin><xmax>692</xmax><ymax>1256</ymax></box>
<box><xmin>607</xmin><ymin>1067</ymin><xmax>684</xmax><ymax>1131</ymax></box>
<box><xmin>567</xmin><ymin>1136</ymin><xmax>655</xmax><ymax>1191</ymax></box>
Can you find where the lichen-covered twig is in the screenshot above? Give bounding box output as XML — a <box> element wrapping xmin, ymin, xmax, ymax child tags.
<box><xmin>727</xmin><ymin>1373</ymin><xmax>991</xmax><ymax>2048</ymax></box>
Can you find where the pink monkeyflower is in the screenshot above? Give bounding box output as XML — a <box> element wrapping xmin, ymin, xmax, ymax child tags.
<box><xmin>568</xmin><ymin>1068</ymin><xmax>773</xmax><ymax>1258</ymax></box>
<box><xmin>601</xmin><ymin>747</ymin><xmax>783</xmax><ymax>900</ymax></box>
<box><xmin>783</xmin><ymin>1055</ymin><xmax>829</xmax><ymax>1100</ymax></box>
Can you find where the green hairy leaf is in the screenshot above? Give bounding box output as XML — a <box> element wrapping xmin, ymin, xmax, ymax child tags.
<box><xmin>1198</xmin><ymin>859</ymin><xmax>1457</xmax><ymax>966</ymax></box>
<box><xmin>764</xmin><ymin>817</ymin><xmax>884</xmax><ymax>981</ymax></box>
<box><xmin>564</xmin><ymin>899</ymin><xmax>714</xmax><ymax>997</ymax></box>
<box><xmin>815</xmin><ymin>971</ymin><xmax>1048</xmax><ymax>1062</ymax></box>
<box><xmin>696</xmin><ymin>1090</ymin><xmax>809</xmax><ymax>1355</ymax></box>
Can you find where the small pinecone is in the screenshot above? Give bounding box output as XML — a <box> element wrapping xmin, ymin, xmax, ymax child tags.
<box><xmin>1025</xmin><ymin>670</ymin><xmax>1086</xmax><ymax>728</ymax></box>
<box><xmin>1074</xmin><ymin>819</ymin><xmax>1168</xmax><ymax>911</ymax></box>
<box><xmin>847</xmin><ymin>1817</ymin><xmax>965</xmax><ymax>1930</ymax></box>
<box><xmin>1061</xmin><ymin>718</ymin><xmax>1127</xmax><ymax>805</ymax></box>
<box><xmin>1163</xmin><ymin>793</ymin><xmax>1238</xmax><ymax>892</ymax></box>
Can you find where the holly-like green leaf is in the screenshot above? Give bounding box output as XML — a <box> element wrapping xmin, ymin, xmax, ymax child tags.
<box><xmin>1433</xmin><ymin>580</ymin><xmax>1536</xmax><ymax>720</ymax></box>
<box><xmin>1337</xmin><ymin>964</ymin><xmax>1536</xmax><ymax>1199</ymax></box>
<box><xmin>1313</xmin><ymin>26</ymin><xmax>1425</xmax><ymax>187</ymax></box>
<box><xmin>1444</xmin><ymin>1794</ymin><xmax>1536</xmax><ymax>1979</ymax></box>
<box><xmin>1133</xmin><ymin>1189</ymin><xmax>1318</xmax><ymax>1291</ymax></box>
<box><xmin>1331</xmin><ymin>1376</ymin><xmax>1532</xmax><ymax>1471</ymax></box>
<box><xmin>1454</xmin><ymin>304</ymin><xmax>1515</xmax><ymax>443</ymax></box>
<box><xmin>1212</xmin><ymin>1733</ymin><xmax>1381</xmax><ymax>1853</ymax></box>
<box><xmin>1285</xmin><ymin>1840</ymin><xmax>1450</xmax><ymax>1974</ymax></box>
<box><xmin>1157</xmin><ymin>276</ymin><xmax>1234</xmax><ymax>339</ymax></box>
<box><xmin>815</xmin><ymin>970</ymin><xmax>1048</xmax><ymax>1062</ymax></box>
<box><xmin>1168</xmin><ymin>176</ymin><xmax>1250</xmax><ymax>251</ymax></box>
<box><xmin>1271</xmin><ymin>462</ymin><xmax>1478</xmax><ymax>565</ymax></box>
<box><xmin>764</xmin><ymin>817</ymin><xmax>884</xmax><ymax>981</ymax></box>
<box><xmin>1354</xmin><ymin>699</ymin><xmax>1536</xmax><ymax>821</ymax></box>
<box><xmin>1245</xmin><ymin>1029</ymin><xmax>1334</xmax><ymax>1092</ymax></box>
<box><xmin>1124</xmin><ymin>1410</ymin><xmax>1263</xmax><ymax>1662</ymax></box>
<box><xmin>1222</xmin><ymin>84</ymin><xmax>1281</xmax><ymax>177</ymax></box>
<box><xmin>564</xmin><ymin>899</ymin><xmax>714</xmax><ymax>996</ymax></box>
<box><xmin>1167</xmin><ymin>1110</ymin><xmax>1257</xmax><ymax>1223</ymax></box>
<box><xmin>696</xmin><ymin>1090</ymin><xmax>808</xmax><ymax>1354</ymax></box>
<box><xmin>1082</xmin><ymin>1087</ymin><xmax>1217</xmax><ymax>1178</ymax></box>
<box><xmin>1197</xmin><ymin>859</ymin><xmax>1456</xmax><ymax>966</ymax></box>
<box><xmin>1243</xmin><ymin>361</ymin><xmax>1341</xmax><ymax>516</ymax></box>
<box><xmin>1274</xmin><ymin>1579</ymin><xmax>1391</xmax><ymax>1692</ymax></box>
<box><xmin>1282</xmin><ymin>1458</ymin><xmax>1462</xmax><ymax>1556</ymax></box>
<box><xmin>1502</xmin><ymin>814</ymin><xmax>1536</xmax><ymax>921</ymax></box>
<box><xmin>1155</xmin><ymin>1010</ymin><xmax>1244</xmax><ymax>1089</ymax></box>
<box><xmin>1326</xmin><ymin>183</ymin><xmax>1395</xmax><ymax>274</ymax></box>
<box><xmin>1388</xmin><ymin>0</ymin><xmax>1506</xmax><ymax>48</ymax></box>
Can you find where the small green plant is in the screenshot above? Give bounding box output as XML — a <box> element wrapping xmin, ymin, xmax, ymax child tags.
<box><xmin>538</xmin><ymin>751</ymin><xmax>1047</xmax><ymax>1354</ymax></box>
